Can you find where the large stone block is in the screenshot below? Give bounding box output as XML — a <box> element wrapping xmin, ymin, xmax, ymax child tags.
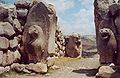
<box><xmin>94</xmin><ymin>0</ymin><xmax>119</xmax><ymax>64</ymax></box>
<box><xmin>0</xmin><ymin>37</ymin><xmax>9</xmax><ymax>50</ymax></box>
<box><xmin>65</xmin><ymin>33</ymin><xmax>82</xmax><ymax>58</ymax></box>
<box><xmin>22</xmin><ymin>1</ymin><xmax>57</xmax><ymax>63</ymax></box>
<box><xmin>0</xmin><ymin>22</ymin><xmax>15</xmax><ymax>37</ymax></box>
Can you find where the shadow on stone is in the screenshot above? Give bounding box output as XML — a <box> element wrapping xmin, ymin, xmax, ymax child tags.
<box><xmin>72</xmin><ymin>69</ymin><xmax>98</xmax><ymax>77</ymax></box>
<box><xmin>110</xmin><ymin>71</ymin><xmax>120</xmax><ymax>78</ymax></box>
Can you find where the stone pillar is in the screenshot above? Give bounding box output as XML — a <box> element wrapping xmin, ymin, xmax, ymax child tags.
<box><xmin>94</xmin><ymin>0</ymin><xmax>119</xmax><ymax>64</ymax></box>
<box><xmin>22</xmin><ymin>1</ymin><xmax>57</xmax><ymax>63</ymax></box>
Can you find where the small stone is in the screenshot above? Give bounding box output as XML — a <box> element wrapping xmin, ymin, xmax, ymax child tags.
<box><xmin>30</xmin><ymin>73</ymin><xmax>36</xmax><ymax>76</ymax></box>
<box><xmin>45</xmin><ymin>73</ymin><xmax>51</xmax><ymax>76</ymax></box>
<box><xmin>26</xmin><ymin>63</ymin><xmax>48</xmax><ymax>73</ymax></box>
<box><xmin>96</xmin><ymin>66</ymin><xmax>115</xmax><ymax>78</ymax></box>
<box><xmin>9</xmin><ymin>37</ymin><xmax>18</xmax><ymax>48</ymax></box>
<box><xmin>50</xmin><ymin>65</ymin><xmax>60</xmax><ymax>70</ymax></box>
<box><xmin>6</xmin><ymin>50</ymin><xmax>14</xmax><ymax>65</ymax></box>
<box><xmin>0</xmin><ymin>51</ymin><xmax>3</xmax><ymax>65</ymax></box>
<box><xmin>23</xmin><ymin>69</ymin><xmax>31</xmax><ymax>74</ymax></box>
<box><xmin>0</xmin><ymin>5</ymin><xmax>9</xmax><ymax>21</ymax></box>
<box><xmin>17</xmin><ymin>9</ymin><xmax>28</xmax><ymax>18</ymax></box>
<box><xmin>0</xmin><ymin>67</ymin><xmax>8</xmax><ymax>75</ymax></box>
<box><xmin>11</xmin><ymin>63</ymin><xmax>25</xmax><ymax>72</ymax></box>
<box><xmin>13</xmin><ymin>50</ymin><xmax>21</xmax><ymax>62</ymax></box>
<box><xmin>0</xmin><ymin>37</ymin><xmax>9</xmax><ymax>50</ymax></box>
<box><xmin>0</xmin><ymin>22</ymin><xmax>15</xmax><ymax>37</ymax></box>
<box><xmin>13</xmin><ymin>19</ymin><xmax>22</xmax><ymax>32</ymax></box>
<box><xmin>4</xmin><ymin>66</ymin><xmax>10</xmax><ymax>72</ymax></box>
<box><xmin>47</xmin><ymin>57</ymin><xmax>55</xmax><ymax>67</ymax></box>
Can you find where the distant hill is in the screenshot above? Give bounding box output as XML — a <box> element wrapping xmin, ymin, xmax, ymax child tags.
<box><xmin>81</xmin><ymin>35</ymin><xmax>96</xmax><ymax>50</ymax></box>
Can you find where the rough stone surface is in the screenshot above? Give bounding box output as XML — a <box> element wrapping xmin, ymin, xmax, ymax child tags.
<box><xmin>55</xmin><ymin>28</ymin><xmax>65</xmax><ymax>57</ymax></box>
<box><xmin>26</xmin><ymin>63</ymin><xmax>47</xmax><ymax>73</ymax></box>
<box><xmin>0</xmin><ymin>66</ymin><xmax>10</xmax><ymax>75</ymax></box>
<box><xmin>13</xmin><ymin>50</ymin><xmax>21</xmax><ymax>62</ymax></box>
<box><xmin>17</xmin><ymin>9</ymin><xmax>28</xmax><ymax>18</ymax></box>
<box><xmin>96</xmin><ymin>66</ymin><xmax>115</xmax><ymax>78</ymax></box>
<box><xmin>15</xmin><ymin>0</ymin><xmax>30</xmax><ymax>9</ymax></box>
<box><xmin>98</xmin><ymin>28</ymin><xmax>117</xmax><ymax>64</ymax></box>
<box><xmin>94</xmin><ymin>0</ymin><xmax>120</xmax><ymax>64</ymax></box>
<box><xmin>2</xmin><ymin>50</ymin><xmax>14</xmax><ymax>66</ymax></box>
<box><xmin>47</xmin><ymin>57</ymin><xmax>55</xmax><ymax>67</ymax></box>
<box><xmin>0</xmin><ymin>37</ymin><xmax>9</xmax><ymax>50</ymax></box>
<box><xmin>0</xmin><ymin>22</ymin><xmax>15</xmax><ymax>37</ymax></box>
<box><xmin>10</xmin><ymin>37</ymin><xmax>18</xmax><ymax>49</ymax></box>
<box><xmin>22</xmin><ymin>1</ymin><xmax>57</xmax><ymax>63</ymax></box>
<box><xmin>65</xmin><ymin>33</ymin><xmax>82</xmax><ymax>58</ymax></box>
<box><xmin>11</xmin><ymin>63</ymin><xmax>25</xmax><ymax>72</ymax></box>
<box><xmin>13</xmin><ymin>19</ymin><xmax>22</xmax><ymax>33</ymax></box>
<box><xmin>0</xmin><ymin>5</ymin><xmax>9</xmax><ymax>21</ymax></box>
<box><xmin>0</xmin><ymin>51</ymin><xmax>3</xmax><ymax>65</ymax></box>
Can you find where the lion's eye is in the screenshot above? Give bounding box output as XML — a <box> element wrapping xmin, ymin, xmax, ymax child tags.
<box><xmin>100</xmin><ymin>30</ymin><xmax>103</xmax><ymax>32</ymax></box>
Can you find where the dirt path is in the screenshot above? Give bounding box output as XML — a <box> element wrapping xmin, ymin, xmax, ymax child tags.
<box><xmin>1</xmin><ymin>54</ymin><xmax>100</xmax><ymax>78</ymax></box>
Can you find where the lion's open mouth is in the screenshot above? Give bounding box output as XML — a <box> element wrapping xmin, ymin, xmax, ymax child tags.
<box><xmin>101</xmin><ymin>33</ymin><xmax>109</xmax><ymax>39</ymax></box>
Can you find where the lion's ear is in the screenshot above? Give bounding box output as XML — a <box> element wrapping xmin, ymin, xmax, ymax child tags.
<box><xmin>99</xmin><ymin>29</ymin><xmax>102</xmax><ymax>33</ymax></box>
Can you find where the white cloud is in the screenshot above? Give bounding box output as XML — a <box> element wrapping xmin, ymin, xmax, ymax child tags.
<box><xmin>45</xmin><ymin>0</ymin><xmax>75</xmax><ymax>14</ymax></box>
<box><xmin>60</xmin><ymin>0</ymin><xmax>95</xmax><ymax>35</ymax></box>
<box><xmin>45</xmin><ymin>0</ymin><xmax>95</xmax><ymax>35</ymax></box>
<box><xmin>78</xmin><ymin>0</ymin><xmax>94</xmax><ymax>9</ymax></box>
<box><xmin>55</xmin><ymin>0</ymin><xmax>75</xmax><ymax>14</ymax></box>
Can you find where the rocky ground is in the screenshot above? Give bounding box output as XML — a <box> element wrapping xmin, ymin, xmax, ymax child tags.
<box><xmin>0</xmin><ymin>54</ymin><xmax>99</xmax><ymax>78</ymax></box>
<box><xmin>0</xmin><ymin>35</ymin><xmax>100</xmax><ymax>78</ymax></box>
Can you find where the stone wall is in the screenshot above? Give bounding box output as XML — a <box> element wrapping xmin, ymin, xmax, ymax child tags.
<box><xmin>0</xmin><ymin>0</ymin><xmax>83</xmax><ymax>67</ymax></box>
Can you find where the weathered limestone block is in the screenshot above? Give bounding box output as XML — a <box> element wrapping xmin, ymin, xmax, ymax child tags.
<box><xmin>3</xmin><ymin>4</ymin><xmax>17</xmax><ymax>18</ymax></box>
<box><xmin>11</xmin><ymin>63</ymin><xmax>26</xmax><ymax>72</ymax></box>
<box><xmin>22</xmin><ymin>1</ymin><xmax>57</xmax><ymax>63</ymax></box>
<box><xmin>2</xmin><ymin>53</ymin><xmax>7</xmax><ymax>66</ymax></box>
<box><xmin>3</xmin><ymin>16</ymin><xmax>14</xmax><ymax>25</ymax></box>
<box><xmin>13</xmin><ymin>50</ymin><xmax>21</xmax><ymax>62</ymax></box>
<box><xmin>0</xmin><ymin>37</ymin><xmax>9</xmax><ymax>50</ymax></box>
<box><xmin>98</xmin><ymin>28</ymin><xmax>117</xmax><ymax>64</ymax></box>
<box><xmin>0</xmin><ymin>51</ymin><xmax>3</xmax><ymax>65</ymax></box>
<box><xmin>65</xmin><ymin>33</ymin><xmax>82</xmax><ymax>58</ymax></box>
<box><xmin>0</xmin><ymin>66</ymin><xmax>10</xmax><ymax>75</ymax></box>
<box><xmin>13</xmin><ymin>19</ymin><xmax>22</xmax><ymax>33</ymax></box>
<box><xmin>2</xmin><ymin>50</ymin><xmax>21</xmax><ymax>66</ymax></box>
<box><xmin>6</xmin><ymin>50</ymin><xmax>14</xmax><ymax>65</ymax></box>
<box><xmin>0</xmin><ymin>5</ymin><xmax>9</xmax><ymax>21</ymax></box>
<box><xmin>0</xmin><ymin>22</ymin><xmax>15</xmax><ymax>37</ymax></box>
<box><xmin>17</xmin><ymin>9</ymin><xmax>28</xmax><ymax>19</ymax></box>
<box><xmin>9</xmin><ymin>37</ymin><xmax>18</xmax><ymax>49</ymax></box>
<box><xmin>26</xmin><ymin>63</ymin><xmax>47</xmax><ymax>73</ymax></box>
<box><xmin>96</xmin><ymin>66</ymin><xmax>115</xmax><ymax>78</ymax></box>
<box><xmin>15</xmin><ymin>0</ymin><xmax>30</xmax><ymax>9</ymax></box>
<box><xmin>0</xmin><ymin>4</ymin><xmax>17</xmax><ymax>24</ymax></box>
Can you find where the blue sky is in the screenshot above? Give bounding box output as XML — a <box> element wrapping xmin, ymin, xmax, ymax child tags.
<box><xmin>1</xmin><ymin>0</ymin><xmax>95</xmax><ymax>35</ymax></box>
<box><xmin>46</xmin><ymin>0</ymin><xmax>95</xmax><ymax>35</ymax></box>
